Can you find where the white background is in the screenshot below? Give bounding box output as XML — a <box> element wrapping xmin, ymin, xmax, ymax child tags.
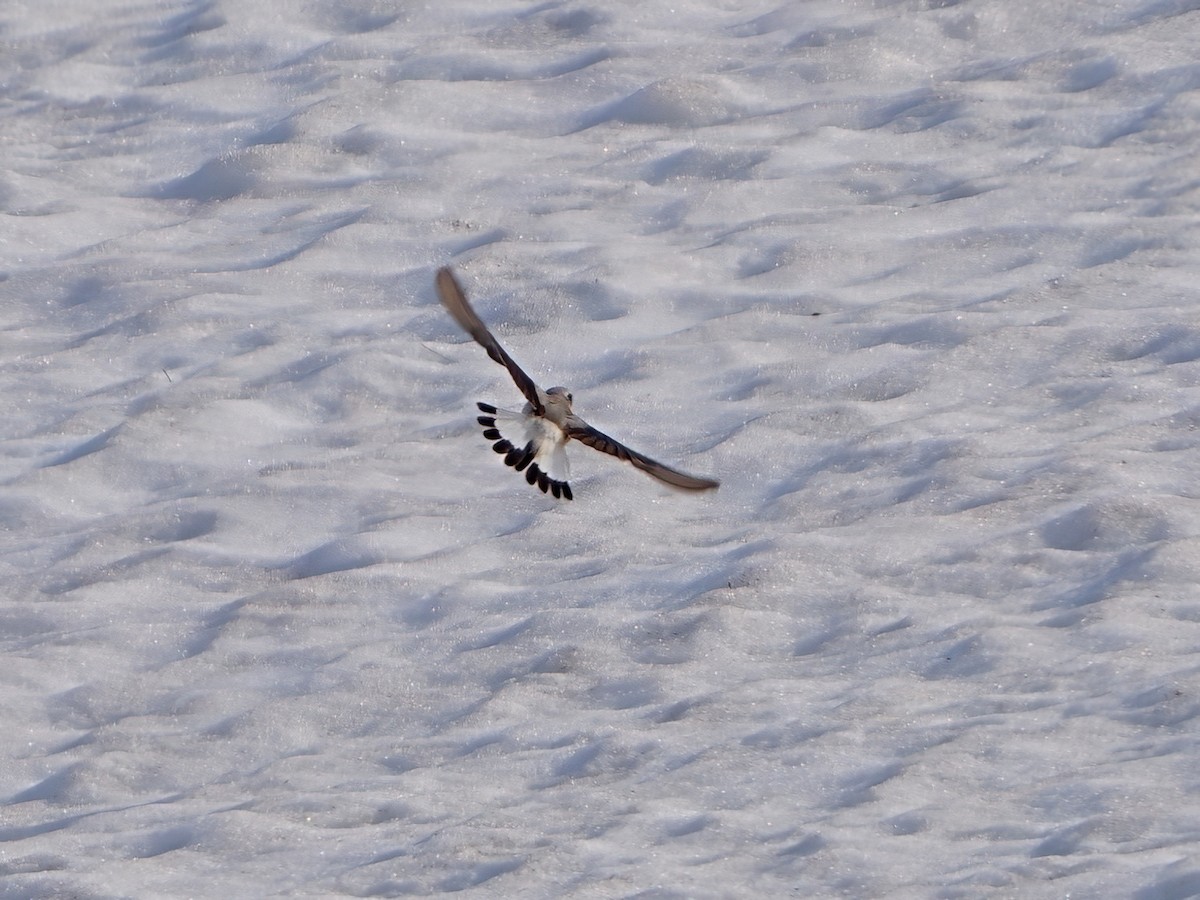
<box><xmin>3</xmin><ymin>1</ymin><xmax>1199</xmax><ymax>896</ymax></box>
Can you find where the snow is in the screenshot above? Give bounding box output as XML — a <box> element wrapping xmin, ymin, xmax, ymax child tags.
<box><xmin>3</xmin><ymin>0</ymin><xmax>1200</xmax><ymax>896</ymax></box>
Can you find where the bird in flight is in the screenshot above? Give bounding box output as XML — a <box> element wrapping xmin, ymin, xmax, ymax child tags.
<box><xmin>435</xmin><ymin>266</ymin><xmax>719</xmax><ymax>500</ymax></box>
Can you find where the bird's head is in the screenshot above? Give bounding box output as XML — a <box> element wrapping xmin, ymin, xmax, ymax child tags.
<box><xmin>545</xmin><ymin>386</ymin><xmax>574</xmax><ymax>411</ymax></box>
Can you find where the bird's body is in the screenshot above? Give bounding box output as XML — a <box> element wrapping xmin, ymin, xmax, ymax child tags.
<box><xmin>435</xmin><ymin>266</ymin><xmax>719</xmax><ymax>499</ymax></box>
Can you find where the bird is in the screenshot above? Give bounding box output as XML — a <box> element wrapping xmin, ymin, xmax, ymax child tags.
<box><xmin>434</xmin><ymin>266</ymin><xmax>719</xmax><ymax>500</ymax></box>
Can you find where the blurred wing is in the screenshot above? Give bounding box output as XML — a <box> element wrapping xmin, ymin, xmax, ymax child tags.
<box><xmin>435</xmin><ymin>267</ymin><xmax>544</xmax><ymax>415</ymax></box>
<box><xmin>565</xmin><ymin>416</ymin><xmax>719</xmax><ymax>491</ymax></box>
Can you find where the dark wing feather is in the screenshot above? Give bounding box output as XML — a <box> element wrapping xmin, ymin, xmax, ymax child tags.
<box><xmin>565</xmin><ymin>416</ymin><xmax>719</xmax><ymax>491</ymax></box>
<box><xmin>435</xmin><ymin>267</ymin><xmax>544</xmax><ymax>415</ymax></box>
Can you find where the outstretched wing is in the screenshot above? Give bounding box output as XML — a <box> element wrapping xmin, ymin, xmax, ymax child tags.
<box><xmin>564</xmin><ymin>415</ymin><xmax>719</xmax><ymax>491</ymax></box>
<box><xmin>435</xmin><ymin>267</ymin><xmax>544</xmax><ymax>415</ymax></box>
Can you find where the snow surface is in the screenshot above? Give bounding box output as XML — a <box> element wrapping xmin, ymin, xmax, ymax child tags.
<box><xmin>3</xmin><ymin>0</ymin><xmax>1200</xmax><ymax>896</ymax></box>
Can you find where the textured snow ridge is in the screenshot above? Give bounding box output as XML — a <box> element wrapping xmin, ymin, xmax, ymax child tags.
<box><xmin>3</xmin><ymin>1</ymin><xmax>1200</xmax><ymax>897</ymax></box>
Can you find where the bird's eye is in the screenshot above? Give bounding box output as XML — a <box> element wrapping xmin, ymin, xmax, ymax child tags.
<box><xmin>567</xmin><ymin>393</ymin><xmax>573</xmax><ymax>403</ymax></box>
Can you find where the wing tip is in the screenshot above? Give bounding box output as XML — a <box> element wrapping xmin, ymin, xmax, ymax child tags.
<box><xmin>665</xmin><ymin>475</ymin><xmax>720</xmax><ymax>492</ymax></box>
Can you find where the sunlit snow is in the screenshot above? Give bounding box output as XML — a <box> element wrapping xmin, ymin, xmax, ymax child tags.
<box><xmin>3</xmin><ymin>1</ymin><xmax>1200</xmax><ymax>897</ymax></box>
